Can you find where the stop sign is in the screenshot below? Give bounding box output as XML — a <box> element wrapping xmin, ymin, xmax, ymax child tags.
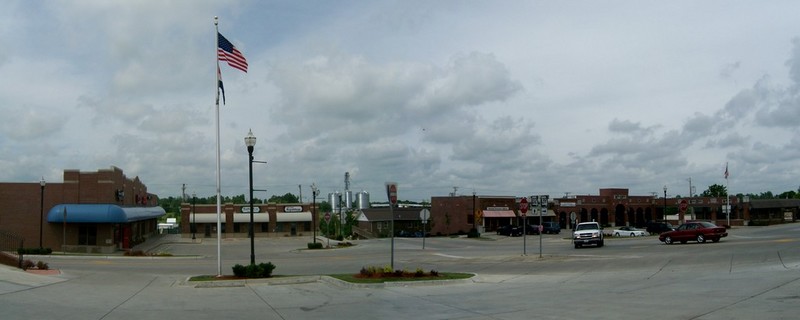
<box><xmin>324</xmin><ymin>212</ymin><xmax>331</xmax><ymax>223</ymax></box>
<box><xmin>519</xmin><ymin>197</ymin><xmax>529</xmax><ymax>214</ymax></box>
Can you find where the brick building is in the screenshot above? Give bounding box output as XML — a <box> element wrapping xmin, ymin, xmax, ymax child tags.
<box><xmin>429</xmin><ymin>195</ymin><xmax>556</xmax><ymax>235</ymax></box>
<box><xmin>180</xmin><ymin>202</ymin><xmax>315</xmax><ymax>238</ymax></box>
<box><xmin>553</xmin><ymin>188</ymin><xmax>748</xmax><ymax>228</ymax></box>
<box><xmin>0</xmin><ymin>166</ymin><xmax>163</xmax><ymax>253</ymax></box>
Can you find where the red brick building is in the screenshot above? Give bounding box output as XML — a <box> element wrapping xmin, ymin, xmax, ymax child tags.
<box><xmin>429</xmin><ymin>195</ymin><xmax>556</xmax><ymax>235</ymax></box>
<box><xmin>0</xmin><ymin>167</ymin><xmax>163</xmax><ymax>253</ymax></box>
<box><xmin>553</xmin><ymin>188</ymin><xmax>747</xmax><ymax>228</ymax></box>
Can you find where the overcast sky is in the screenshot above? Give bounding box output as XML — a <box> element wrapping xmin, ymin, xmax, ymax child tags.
<box><xmin>2</xmin><ymin>1</ymin><xmax>799</xmax><ymax>203</ymax></box>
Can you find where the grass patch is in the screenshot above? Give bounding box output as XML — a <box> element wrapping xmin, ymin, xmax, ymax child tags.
<box><xmin>330</xmin><ymin>272</ymin><xmax>473</xmax><ymax>284</ymax></box>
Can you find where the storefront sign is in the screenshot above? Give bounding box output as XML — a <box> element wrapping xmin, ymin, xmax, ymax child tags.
<box><xmin>284</xmin><ymin>206</ymin><xmax>303</xmax><ymax>213</ymax></box>
<box><xmin>241</xmin><ymin>206</ymin><xmax>261</xmax><ymax>213</ymax></box>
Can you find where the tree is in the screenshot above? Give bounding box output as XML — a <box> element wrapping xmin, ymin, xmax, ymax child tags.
<box><xmin>700</xmin><ymin>184</ymin><xmax>727</xmax><ymax>197</ymax></box>
<box><xmin>268</xmin><ymin>193</ymin><xmax>299</xmax><ymax>203</ymax></box>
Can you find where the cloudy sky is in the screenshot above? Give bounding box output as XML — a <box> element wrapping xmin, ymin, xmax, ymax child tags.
<box><xmin>2</xmin><ymin>1</ymin><xmax>799</xmax><ymax>203</ymax></box>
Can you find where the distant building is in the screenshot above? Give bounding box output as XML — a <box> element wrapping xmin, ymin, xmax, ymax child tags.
<box><xmin>180</xmin><ymin>202</ymin><xmax>315</xmax><ymax>238</ymax></box>
<box><xmin>0</xmin><ymin>166</ymin><xmax>164</xmax><ymax>254</ymax></box>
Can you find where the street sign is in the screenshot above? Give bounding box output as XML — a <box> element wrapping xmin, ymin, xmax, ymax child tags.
<box><xmin>519</xmin><ymin>197</ymin><xmax>529</xmax><ymax>215</ymax></box>
<box><xmin>419</xmin><ymin>209</ymin><xmax>430</xmax><ymax>223</ymax></box>
<box><xmin>385</xmin><ymin>182</ymin><xmax>398</xmax><ymax>205</ymax></box>
<box><xmin>324</xmin><ymin>212</ymin><xmax>331</xmax><ymax>223</ymax></box>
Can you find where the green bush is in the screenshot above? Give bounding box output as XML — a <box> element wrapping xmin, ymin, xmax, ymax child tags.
<box><xmin>232</xmin><ymin>264</ymin><xmax>247</xmax><ymax>277</ymax></box>
<box><xmin>36</xmin><ymin>261</ymin><xmax>49</xmax><ymax>270</ymax></box>
<box><xmin>17</xmin><ymin>247</ymin><xmax>52</xmax><ymax>255</ymax></box>
<box><xmin>232</xmin><ymin>262</ymin><xmax>276</xmax><ymax>278</ymax></box>
<box><xmin>307</xmin><ymin>242</ymin><xmax>323</xmax><ymax>249</ymax></box>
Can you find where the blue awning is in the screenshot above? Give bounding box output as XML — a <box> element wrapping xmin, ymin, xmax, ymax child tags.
<box><xmin>47</xmin><ymin>204</ymin><xmax>166</xmax><ymax>223</ymax></box>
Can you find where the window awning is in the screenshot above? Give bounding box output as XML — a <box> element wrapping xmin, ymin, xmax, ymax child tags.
<box><xmin>482</xmin><ymin>210</ymin><xmax>517</xmax><ymax>218</ymax></box>
<box><xmin>233</xmin><ymin>213</ymin><xmax>269</xmax><ymax>223</ymax></box>
<box><xmin>47</xmin><ymin>204</ymin><xmax>165</xmax><ymax>223</ymax></box>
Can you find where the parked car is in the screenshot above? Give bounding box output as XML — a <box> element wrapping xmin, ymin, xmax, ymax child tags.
<box><xmin>541</xmin><ymin>222</ymin><xmax>561</xmax><ymax>234</ymax></box>
<box><xmin>496</xmin><ymin>225</ymin><xmax>522</xmax><ymax>237</ymax></box>
<box><xmin>612</xmin><ymin>226</ymin><xmax>647</xmax><ymax>237</ymax></box>
<box><xmin>646</xmin><ymin>221</ymin><xmax>674</xmax><ymax>235</ymax></box>
<box><xmin>524</xmin><ymin>224</ymin><xmax>541</xmax><ymax>235</ymax></box>
<box><xmin>658</xmin><ymin>221</ymin><xmax>728</xmax><ymax>244</ymax></box>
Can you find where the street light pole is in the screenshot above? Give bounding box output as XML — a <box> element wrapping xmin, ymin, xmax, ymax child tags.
<box><xmin>311</xmin><ymin>183</ymin><xmax>318</xmax><ymax>244</ymax></box>
<box><xmin>39</xmin><ymin>177</ymin><xmax>45</xmax><ymax>248</ymax></box>
<box><xmin>191</xmin><ymin>193</ymin><xmax>196</xmax><ymax>240</ymax></box>
<box><xmin>245</xmin><ymin>129</ymin><xmax>257</xmax><ymax>266</ymax></box>
<box><xmin>663</xmin><ymin>185</ymin><xmax>667</xmax><ymax>221</ymax></box>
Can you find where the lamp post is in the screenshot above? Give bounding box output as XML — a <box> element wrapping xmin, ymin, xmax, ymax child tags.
<box><xmin>311</xmin><ymin>183</ymin><xmax>318</xmax><ymax>244</ymax></box>
<box><xmin>663</xmin><ymin>185</ymin><xmax>667</xmax><ymax>221</ymax></box>
<box><xmin>39</xmin><ymin>177</ymin><xmax>45</xmax><ymax>248</ymax></box>
<box><xmin>245</xmin><ymin>129</ymin><xmax>257</xmax><ymax>265</ymax></box>
<box><xmin>191</xmin><ymin>193</ymin><xmax>196</xmax><ymax>240</ymax></box>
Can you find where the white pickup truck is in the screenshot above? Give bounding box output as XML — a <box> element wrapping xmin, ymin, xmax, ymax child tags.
<box><xmin>573</xmin><ymin>222</ymin><xmax>604</xmax><ymax>248</ymax></box>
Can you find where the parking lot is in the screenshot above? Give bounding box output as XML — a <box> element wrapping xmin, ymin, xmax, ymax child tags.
<box><xmin>2</xmin><ymin>224</ymin><xmax>799</xmax><ymax>319</ymax></box>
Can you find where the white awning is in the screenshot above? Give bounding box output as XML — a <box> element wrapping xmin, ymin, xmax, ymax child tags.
<box><xmin>193</xmin><ymin>213</ymin><xmax>224</xmax><ymax>223</ymax></box>
<box><xmin>276</xmin><ymin>212</ymin><xmax>312</xmax><ymax>222</ymax></box>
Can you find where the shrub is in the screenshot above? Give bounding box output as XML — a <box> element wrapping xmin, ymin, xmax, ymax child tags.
<box><xmin>232</xmin><ymin>264</ymin><xmax>247</xmax><ymax>277</ymax></box>
<box><xmin>394</xmin><ymin>270</ymin><xmax>404</xmax><ymax>277</ymax></box>
<box><xmin>21</xmin><ymin>259</ymin><xmax>35</xmax><ymax>270</ymax></box>
<box><xmin>245</xmin><ymin>264</ymin><xmax>263</xmax><ymax>278</ymax></box>
<box><xmin>415</xmin><ymin>268</ymin><xmax>425</xmax><ymax>277</ymax></box>
<box><xmin>430</xmin><ymin>269</ymin><xmax>439</xmax><ymax>276</ymax></box>
<box><xmin>307</xmin><ymin>242</ymin><xmax>323</xmax><ymax>249</ymax></box>
<box><xmin>36</xmin><ymin>261</ymin><xmax>49</xmax><ymax>270</ymax></box>
<box><xmin>467</xmin><ymin>228</ymin><xmax>481</xmax><ymax>238</ymax></box>
<box><xmin>382</xmin><ymin>264</ymin><xmax>393</xmax><ymax>274</ymax></box>
<box><xmin>17</xmin><ymin>247</ymin><xmax>52</xmax><ymax>255</ymax></box>
<box><xmin>360</xmin><ymin>266</ymin><xmax>373</xmax><ymax>277</ymax></box>
<box><xmin>258</xmin><ymin>262</ymin><xmax>276</xmax><ymax>278</ymax></box>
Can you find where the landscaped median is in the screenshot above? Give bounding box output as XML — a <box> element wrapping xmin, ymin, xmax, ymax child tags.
<box><xmin>188</xmin><ymin>271</ymin><xmax>475</xmax><ymax>288</ymax></box>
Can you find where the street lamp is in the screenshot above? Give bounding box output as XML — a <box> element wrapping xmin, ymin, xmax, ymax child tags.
<box><xmin>311</xmin><ymin>183</ymin><xmax>318</xmax><ymax>244</ymax></box>
<box><xmin>39</xmin><ymin>177</ymin><xmax>45</xmax><ymax>248</ymax></box>
<box><xmin>663</xmin><ymin>185</ymin><xmax>667</xmax><ymax>221</ymax></box>
<box><xmin>191</xmin><ymin>193</ymin><xmax>196</xmax><ymax>240</ymax></box>
<box><xmin>245</xmin><ymin>129</ymin><xmax>257</xmax><ymax>265</ymax></box>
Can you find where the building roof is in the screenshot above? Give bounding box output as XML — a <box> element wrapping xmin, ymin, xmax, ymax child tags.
<box><xmin>46</xmin><ymin>204</ymin><xmax>165</xmax><ymax>223</ymax></box>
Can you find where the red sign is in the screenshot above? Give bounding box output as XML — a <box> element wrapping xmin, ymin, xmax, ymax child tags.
<box><xmin>679</xmin><ymin>199</ymin><xmax>688</xmax><ymax>212</ymax></box>
<box><xmin>324</xmin><ymin>212</ymin><xmax>331</xmax><ymax>223</ymax></box>
<box><xmin>386</xmin><ymin>182</ymin><xmax>398</xmax><ymax>205</ymax></box>
<box><xmin>519</xmin><ymin>197</ymin><xmax>529</xmax><ymax>214</ymax></box>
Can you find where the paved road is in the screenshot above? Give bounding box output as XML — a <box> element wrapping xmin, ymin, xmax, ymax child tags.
<box><xmin>2</xmin><ymin>224</ymin><xmax>799</xmax><ymax>319</ymax></box>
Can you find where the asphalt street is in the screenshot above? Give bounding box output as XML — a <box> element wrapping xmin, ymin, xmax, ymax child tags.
<box><xmin>2</xmin><ymin>224</ymin><xmax>799</xmax><ymax>319</ymax></box>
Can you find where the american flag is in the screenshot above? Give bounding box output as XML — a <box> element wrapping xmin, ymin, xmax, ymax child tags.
<box><xmin>217</xmin><ymin>32</ymin><xmax>248</xmax><ymax>73</ymax></box>
<box><xmin>724</xmin><ymin>163</ymin><xmax>729</xmax><ymax>179</ymax></box>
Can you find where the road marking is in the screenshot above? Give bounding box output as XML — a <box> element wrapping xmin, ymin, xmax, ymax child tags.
<box><xmin>433</xmin><ymin>253</ymin><xmax>465</xmax><ymax>259</ymax></box>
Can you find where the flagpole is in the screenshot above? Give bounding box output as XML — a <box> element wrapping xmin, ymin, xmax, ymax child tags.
<box><xmin>214</xmin><ymin>16</ymin><xmax>223</xmax><ymax>277</ymax></box>
<box><xmin>725</xmin><ymin>162</ymin><xmax>730</xmax><ymax>227</ymax></box>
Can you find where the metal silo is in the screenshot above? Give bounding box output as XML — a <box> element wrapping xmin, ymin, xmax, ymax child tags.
<box><xmin>345</xmin><ymin>190</ymin><xmax>353</xmax><ymax>209</ymax></box>
<box><xmin>328</xmin><ymin>191</ymin><xmax>343</xmax><ymax>212</ymax></box>
<box><xmin>356</xmin><ymin>191</ymin><xmax>370</xmax><ymax>209</ymax></box>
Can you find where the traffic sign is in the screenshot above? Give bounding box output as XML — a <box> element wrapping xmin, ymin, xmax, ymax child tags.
<box><xmin>324</xmin><ymin>212</ymin><xmax>331</xmax><ymax>223</ymax></box>
<box><xmin>419</xmin><ymin>209</ymin><xmax>430</xmax><ymax>223</ymax></box>
<box><xmin>519</xmin><ymin>197</ymin><xmax>529</xmax><ymax>215</ymax></box>
<box><xmin>385</xmin><ymin>182</ymin><xmax>398</xmax><ymax>205</ymax></box>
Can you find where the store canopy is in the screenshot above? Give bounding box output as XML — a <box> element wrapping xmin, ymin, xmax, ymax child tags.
<box><xmin>482</xmin><ymin>210</ymin><xmax>517</xmax><ymax>218</ymax></box>
<box><xmin>47</xmin><ymin>204</ymin><xmax>165</xmax><ymax>223</ymax></box>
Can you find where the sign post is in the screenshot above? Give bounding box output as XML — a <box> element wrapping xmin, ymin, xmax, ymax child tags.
<box><xmin>519</xmin><ymin>197</ymin><xmax>528</xmax><ymax>255</ymax></box>
<box><xmin>324</xmin><ymin>212</ymin><xmax>331</xmax><ymax>247</ymax></box>
<box><xmin>420</xmin><ymin>209</ymin><xmax>430</xmax><ymax>249</ymax></box>
<box><xmin>386</xmin><ymin>182</ymin><xmax>398</xmax><ymax>269</ymax></box>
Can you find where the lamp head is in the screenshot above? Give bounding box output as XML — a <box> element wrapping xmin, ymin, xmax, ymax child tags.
<box><xmin>244</xmin><ymin>129</ymin><xmax>257</xmax><ymax>148</ymax></box>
